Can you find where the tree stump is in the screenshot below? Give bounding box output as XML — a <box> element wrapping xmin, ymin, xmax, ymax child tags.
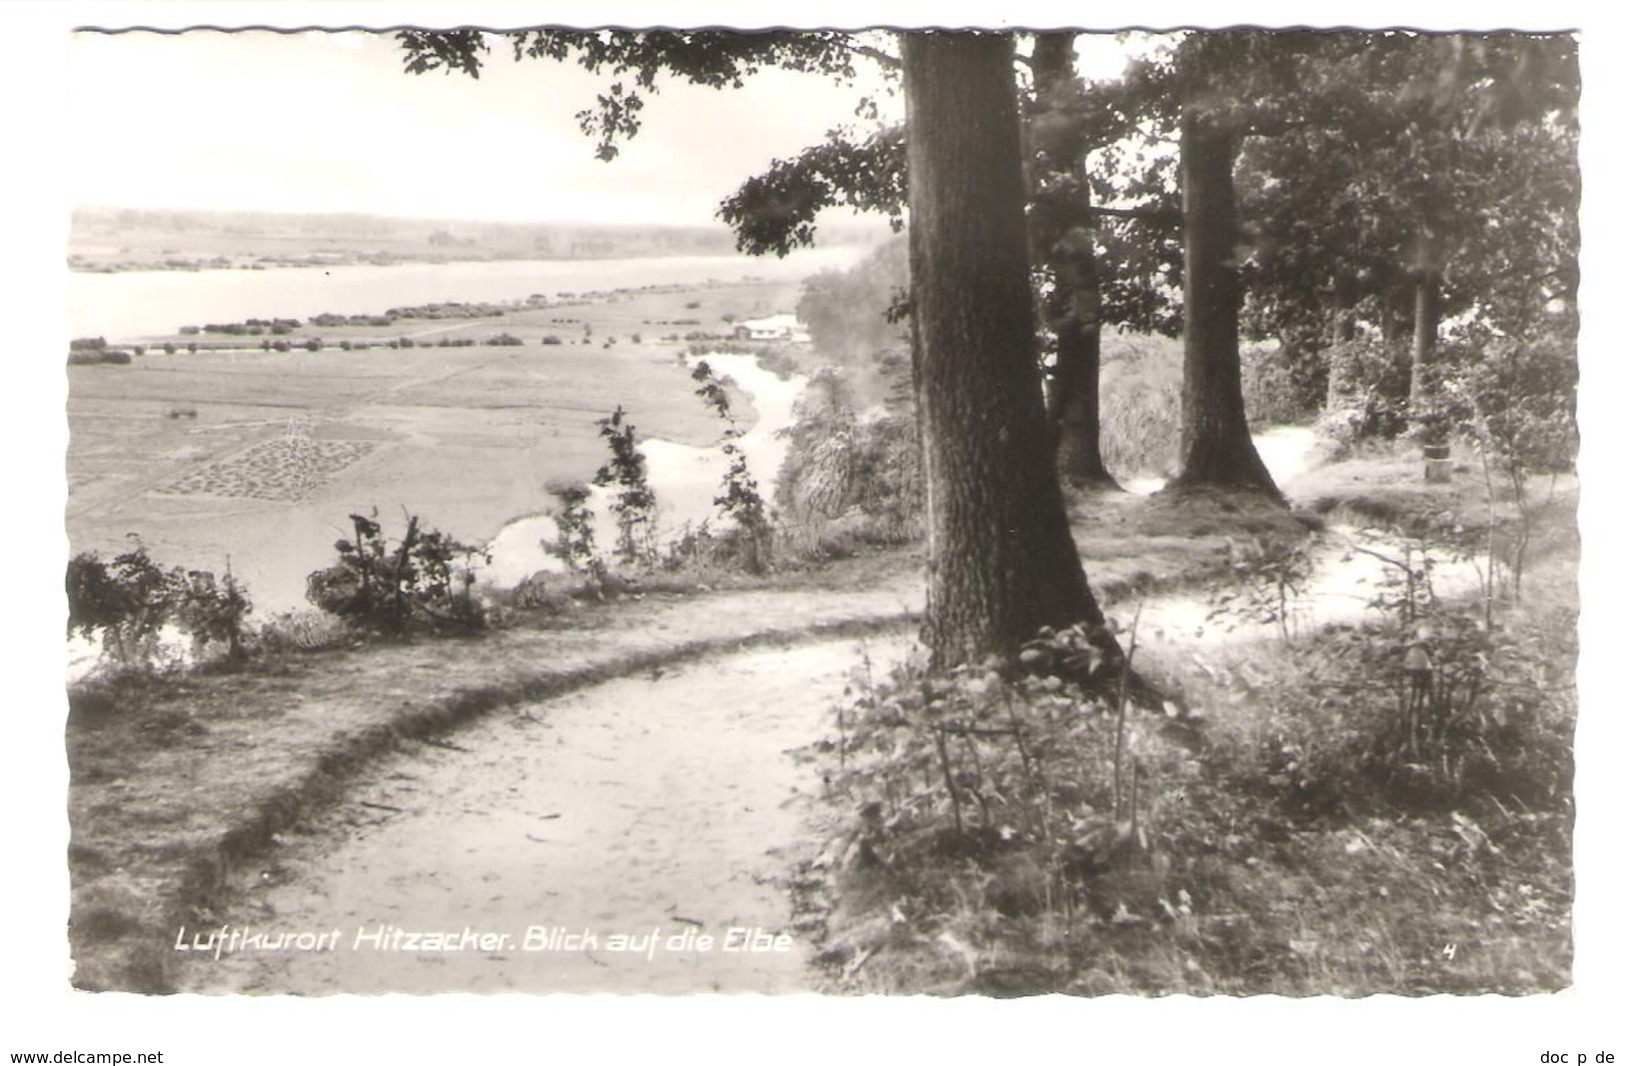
<box><xmin>1423</xmin><ymin>443</ymin><xmax>1452</xmax><ymax>483</ymax></box>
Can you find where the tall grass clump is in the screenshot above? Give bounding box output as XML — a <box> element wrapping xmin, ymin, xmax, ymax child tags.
<box><xmin>775</xmin><ymin>367</ymin><xmax>922</xmax><ymax>558</ymax></box>
<box><xmin>1098</xmin><ymin>330</ymin><xmax>1181</xmax><ymax>481</ymax></box>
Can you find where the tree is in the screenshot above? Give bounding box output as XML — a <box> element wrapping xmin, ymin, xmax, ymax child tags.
<box><xmin>1170</xmin><ymin>89</ymin><xmax>1282</xmax><ymax>494</ymax></box>
<box><xmin>1029</xmin><ymin>33</ymin><xmax>1117</xmax><ymax>489</ymax></box>
<box><xmin>1231</xmin><ymin>33</ymin><xmax>1578</xmax><ymax>434</ymax></box>
<box><xmin>398</xmin><ymin>28</ymin><xmax>1118</xmax><ymax>670</ymax></box>
<box><xmin>721</xmin><ymin>35</ymin><xmax>1145</xmax><ymax>489</ymax></box>
<box><xmin>901</xmin><ymin>32</ymin><xmax>1113</xmax><ymax>668</ymax></box>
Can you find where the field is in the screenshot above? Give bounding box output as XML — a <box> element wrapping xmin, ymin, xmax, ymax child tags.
<box><xmin>67</xmin><ymin>277</ymin><xmax>800</xmax><ymax>613</ymax></box>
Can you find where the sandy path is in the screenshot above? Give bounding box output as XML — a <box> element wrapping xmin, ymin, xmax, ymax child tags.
<box><xmin>175</xmin><ymin>634</ymin><xmax>914</xmax><ymax>995</ymax></box>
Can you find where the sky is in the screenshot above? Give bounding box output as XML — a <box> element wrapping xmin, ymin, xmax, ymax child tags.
<box><xmin>65</xmin><ymin>29</ymin><xmax>904</xmax><ymax>225</ymax></box>
<box><xmin>61</xmin><ymin>27</ymin><xmax>1147</xmax><ymax>227</ymax></box>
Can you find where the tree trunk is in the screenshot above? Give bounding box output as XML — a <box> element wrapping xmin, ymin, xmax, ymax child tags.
<box><xmin>1031</xmin><ymin>33</ymin><xmax>1117</xmax><ymax>490</ymax></box>
<box><xmin>1408</xmin><ymin>232</ymin><xmax>1444</xmax><ymax>437</ymax></box>
<box><xmin>1168</xmin><ymin>105</ymin><xmax>1282</xmax><ymax>498</ymax></box>
<box><xmin>1324</xmin><ymin>270</ymin><xmax>1358</xmax><ymax>409</ymax></box>
<box><xmin>901</xmin><ymin>31</ymin><xmax>1114</xmax><ymax>671</ymax></box>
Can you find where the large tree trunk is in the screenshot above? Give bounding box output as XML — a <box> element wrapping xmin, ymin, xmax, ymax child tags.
<box><xmin>901</xmin><ymin>31</ymin><xmax>1114</xmax><ymax>671</ymax></box>
<box><xmin>1168</xmin><ymin>105</ymin><xmax>1282</xmax><ymax>499</ymax></box>
<box><xmin>1407</xmin><ymin>231</ymin><xmax>1444</xmax><ymax>437</ymax></box>
<box><xmin>1030</xmin><ymin>33</ymin><xmax>1117</xmax><ymax>490</ymax></box>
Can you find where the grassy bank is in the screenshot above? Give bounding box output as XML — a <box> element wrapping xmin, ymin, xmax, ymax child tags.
<box><xmin>66</xmin><ymin>436</ymin><xmax>1576</xmax><ymax>996</ymax></box>
<box><xmin>64</xmin><ymin>485</ymin><xmax>1311</xmax><ymax>993</ymax></box>
<box><xmin>795</xmin><ymin>446</ymin><xmax>1579</xmax><ymax>997</ymax></box>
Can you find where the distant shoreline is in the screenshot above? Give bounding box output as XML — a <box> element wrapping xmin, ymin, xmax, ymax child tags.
<box><xmin>66</xmin><ymin>247</ymin><xmax>838</xmax><ymax>276</ymax></box>
<box><xmin>68</xmin><ymin>205</ymin><xmax>890</xmax><ymax>275</ymax></box>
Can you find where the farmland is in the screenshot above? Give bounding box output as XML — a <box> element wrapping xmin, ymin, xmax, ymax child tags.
<box><xmin>67</xmin><ymin>276</ymin><xmax>801</xmax><ymax>613</ymax></box>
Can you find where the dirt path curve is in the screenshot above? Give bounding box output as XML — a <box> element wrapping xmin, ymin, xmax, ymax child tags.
<box><xmin>175</xmin><ymin>635</ymin><xmax>913</xmax><ymax>995</ymax></box>
<box><xmin>69</xmin><ymin>571</ymin><xmax>927</xmax><ymax>992</ymax></box>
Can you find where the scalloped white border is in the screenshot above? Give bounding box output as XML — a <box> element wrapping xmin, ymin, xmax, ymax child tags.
<box><xmin>9</xmin><ymin>4</ymin><xmax>1618</xmax><ymax>1064</ymax></box>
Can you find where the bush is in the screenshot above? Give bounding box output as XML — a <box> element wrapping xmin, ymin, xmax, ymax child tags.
<box><xmin>546</xmin><ymin>482</ymin><xmax>608</xmax><ymax>595</ymax></box>
<box><xmin>68</xmin><ymin>349</ymin><xmax>132</xmax><ymax>366</ymax></box>
<box><xmin>1204</xmin><ymin>580</ymin><xmax>1577</xmax><ymax>817</ymax></box>
<box><xmin>254</xmin><ymin>610</ymin><xmax>354</xmax><ymax>654</ymax></box>
<box><xmin>1241</xmin><ymin>341</ymin><xmax>1322</xmax><ymax>426</ymax></box>
<box><xmin>808</xmin><ymin>622</ymin><xmax>1185</xmax><ymax>930</ymax></box>
<box><xmin>692</xmin><ymin>361</ymin><xmax>774</xmax><ymax>573</ymax></box>
<box><xmin>306</xmin><ymin>512</ymin><xmax>488</xmax><ymax>636</ymax></box>
<box><xmin>776</xmin><ymin>368</ymin><xmax>923</xmax><ymax>552</ymax></box>
<box><xmin>1321</xmin><ymin>333</ymin><xmax>1410</xmax><ymax>445</ymax></box>
<box><xmin>67</xmin><ymin>542</ymin><xmax>252</xmax><ymax>671</ymax></box>
<box><xmin>592</xmin><ymin>408</ymin><xmax>659</xmax><ymax>566</ymax></box>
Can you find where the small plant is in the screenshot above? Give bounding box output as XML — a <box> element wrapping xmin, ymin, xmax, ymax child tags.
<box><xmin>547</xmin><ymin>482</ymin><xmax>608</xmax><ymax>596</ymax></box>
<box><xmin>806</xmin><ymin>618</ymin><xmax>1184</xmax><ymax>947</ymax></box>
<box><xmin>67</xmin><ymin>539</ymin><xmax>253</xmax><ymax>670</ymax></box>
<box><xmin>306</xmin><ymin>511</ymin><xmax>488</xmax><ymax>636</ymax></box>
<box><xmin>592</xmin><ymin>407</ymin><xmax>659</xmax><ymax>566</ymax></box>
<box><xmin>692</xmin><ymin>360</ymin><xmax>773</xmax><ymax>573</ymax></box>
<box><xmin>1207</xmin><ymin>536</ymin><xmax>1314</xmax><ymax>643</ymax></box>
<box><xmin>169</xmin><ymin>568</ymin><xmax>253</xmax><ymax>659</ymax></box>
<box><xmin>1449</xmin><ymin>332</ymin><xmax>1578</xmax><ymax>604</ymax></box>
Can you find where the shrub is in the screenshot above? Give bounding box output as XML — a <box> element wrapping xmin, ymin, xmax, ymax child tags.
<box><xmin>1241</xmin><ymin>341</ymin><xmax>1321</xmax><ymax>426</ymax></box>
<box><xmin>692</xmin><ymin>361</ymin><xmax>773</xmax><ymax>573</ymax></box>
<box><xmin>67</xmin><ymin>542</ymin><xmax>252</xmax><ymax>670</ymax></box>
<box><xmin>809</xmin><ymin>621</ymin><xmax>1185</xmax><ymax>931</ymax></box>
<box><xmin>254</xmin><ymin>609</ymin><xmax>354</xmax><ymax>654</ymax></box>
<box><xmin>546</xmin><ymin>482</ymin><xmax>607</xmax><ymax>595</ymax></box>
<box><xmin>1447</xmin><ymin>330</ymin><xmax>1579</xmax><ymax>601</ymax></box>
<box><xmin>776</xmin><ymin>368</ymin><xmax>923</xmax><ymax>552</ymax></box>
<box><xmin>67</xmin><ymin>349</ymin><xmax>132</xmax><ymax>366</ymax></box>
<box><xmin>592</xmin><ymin>408</ymin><xmax>659</xmax><ymax>566</ymax></box>
<box><xmin>1321</xmin><ymin>333</ymin><xmax>1410</xmax><ymax>445</ymax></box>
<box><xmin>306</xmin><ymin>511</ymin><xmax>488</xmax><ymax>636</ymax></box>
<box><xmin>1206</xmin><ymin>599</ymin><xmax>1576</xmax><ymax>817</ymax></box>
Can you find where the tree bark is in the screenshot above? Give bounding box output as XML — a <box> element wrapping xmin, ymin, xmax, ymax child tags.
<box><xmin>901</xmin><ymin>31</ymin><xmax>1114</xmax><ymax>671</ymax></box>
<box><xmin>1030</xmin><ymin>33</ymin><xmax>1117</xmax><ymax>490</ymax></box>
<box><xmin>1324</xmin><ymin>270</ymin><xmax>1359</xmax><ymax>409</ymax></box>
<box><xmin>1168</xmin><ymin>104</ymin><xmax>1282</xmax><ymax>499</ymax></box>
<box><xmin>1408</xmin><ymin>231</ymin><xmax>1444</xmax><ymax>437</ymax></box>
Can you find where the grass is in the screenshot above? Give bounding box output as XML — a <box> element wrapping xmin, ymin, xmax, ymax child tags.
<box><xmin>67</xmin><ymin>277</ymin><xmax>804</xmax><ymax>616</ymax></box>
<box><xmin>64</xmin><ymin>285</ymin><xmax>1579</xmax><ymax>997</ymax></box>
<box><xmin>796</xmin><ymin>445</ymin><xmax>1578</xmax><ymax>997</ymax></box>
<box><xmin>62</xmin><ymin>476</ymin><xmax>1328</xmax><ymax>993</ymax></box>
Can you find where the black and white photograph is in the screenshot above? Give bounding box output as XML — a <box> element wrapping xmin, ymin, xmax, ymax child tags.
<box><xmin>7</xmin><ymin>0</ymin><xmax>1619</xmax><ymax>1061</ymax></box>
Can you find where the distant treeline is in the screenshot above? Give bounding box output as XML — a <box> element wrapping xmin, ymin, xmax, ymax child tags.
<box><xmin>67</xmin><ymin>337</ymin><xmax>131</xmax><ymax>365</ymax></box>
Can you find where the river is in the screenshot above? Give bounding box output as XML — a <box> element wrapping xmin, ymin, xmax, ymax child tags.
<box><xmin>481</xmin><ymin>351</ymin><xmax>805</xmax><ymax>585</ymax></box>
